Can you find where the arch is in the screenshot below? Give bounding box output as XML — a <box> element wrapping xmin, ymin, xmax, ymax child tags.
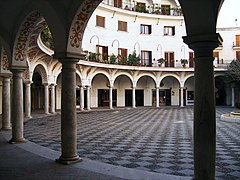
<box><xmin>67</xmin><ymin>0</ymin><xmax>103</xmax><ymax>53</ymax></box>
<box><xmin>112</xmin><ymin>72</ymin><xmax>133</xmax><ymax>86</ymax></box>
<box><xmin>136</xmin><ymin>73</ymin><xmax>156</xmax><ymax>87</ymax></box>
<box><xmin>183</xmin><ymin>73</ymin><xmax>194</xmax><ymax>86</ymax></box>
<box><xmin>90</xmin><ymin>70</ymin><xmax>111</xmax><ymax>85</ymax></box>
<box><xmin>32</xmin><ymin>64</ymin><xmax>48</xmax><ymax>84</ymax></box>
<box><xmin>0</xmin><ymin>25</ymin><xmax>11</xmax><ymax>60</ymax></box>
<box><xmin>159</xmin><ymin>73</ymin><xmax>181</xmax><ymax>87</ymax></box>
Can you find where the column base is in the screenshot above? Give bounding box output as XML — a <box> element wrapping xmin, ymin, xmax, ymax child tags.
<box><xmin>9</xmin><ymin>138</ymin><xmax>27</xmax><ymax>144</ymax></box>
<box><xmin>56</xmin><ymin>155</ymin><xmax>82</xmax><ymax>165</ymax></box>
<box><xmin>1</xmin><ymin>127</ymin><xmax>12</xmax><ymax>131</ymax></box>
<box><xmin>50</xmin><ymin>112</ymin><xmax>56</xmax><ymax>114</ymax></box>
<box><xmin>25</xmin><ymin>115</ymin><xmax>32</xmax><ymax>119</ymax></box>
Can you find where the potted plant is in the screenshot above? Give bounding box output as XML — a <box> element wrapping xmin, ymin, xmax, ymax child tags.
<box><xmin>180</xmin><ymin>59</ymin><xmax>188</xmax><ymax>67</ymax></box>
<box><xmin>128</xmin><ymin>51</ymin><xmax>140</xmax><ymax>65</ymax></box>
<box><xmin>88</xmin><ymin>52</ymin><xmax>97</xmax><ymax>62</ymax></box>
<box><xmin>109</xmin><ymin>54</ymin><xmax>117</xmax><ymax>64</ymax></box>
<box><xmin>158</xmin><ymin>58</ymin><xmax>165</xmax><ymax>67</ymax></box>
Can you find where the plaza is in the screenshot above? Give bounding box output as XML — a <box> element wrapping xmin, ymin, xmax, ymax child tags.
<box><xmin>1</xmin><ymin>0</ymin><xmax>240</xmax><ymax>179</ymax></box>
<box><xmin>1</xmin><ymin>107</ymin><xmax>239</xmax><ymax>179</ymax></box>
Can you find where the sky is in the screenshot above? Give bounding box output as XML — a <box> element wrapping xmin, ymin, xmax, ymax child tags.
<box><xmin>217</xmin><ymin>0</ymin><xmax>240</xmax><ymax>28</ymax></box>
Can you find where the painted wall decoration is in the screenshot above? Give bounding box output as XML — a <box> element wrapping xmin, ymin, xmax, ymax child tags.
<box><xmin>14</xmin><ymin>11</ymin><xmax>41</xmax><ymax>63</ymax></box>
<box><xmin>69</xmin><ymin>0</ymin><xmax>102</xmax><ymax>49</ymax></box>
<box><xmin>2</xmin><ymin>49</ymin><xmax>9</xmax><ymax>70</ymax></box>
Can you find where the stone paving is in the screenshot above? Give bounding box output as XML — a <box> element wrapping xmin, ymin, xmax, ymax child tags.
<box><xmin>24</xmin><ymin>107</ymin><xmax>240</xmax><ymax>179</ymax></box>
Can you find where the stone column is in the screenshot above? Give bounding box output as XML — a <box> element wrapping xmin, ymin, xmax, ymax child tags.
<box><xmin>183</xmin><ymin>34</ymin><xmax>220</xmax><ymax>180</ymax></box>
<box><xmin>24</xmin><ymin>81</ymin><xmax>32</xmax><ymax>118</ymax></box>
<box><xmin>156</xmin><ymin>87</ymin><xmax>159</xmax><ymax>108</ymax></box>
<box><xmin>1</xmin><ymin>76</ymin><xmax>11</xmax><ymax>130</ymax></box>
<box><xmin>180</xmin><ymin>87</ymin><xmax>184</xmax><ymax>107</ymax></box>
<box><xmin>43</xmin><ymin>84</ymin><xmax>49</xmax><ymax>114</ymax></box>
<box><xmin>9</xmin><ymin>69</ymin><xmax>26</xmax><ymax>143</ymax></box>
<box><xmin>109</xmin><ymin>86</ymin><xmax>113</xmax><ymax>109</ymax></box>
<box><xmin>86</xmin><ymin>86</ymin><xmax>91</xmax><ymax>110</ymax></box>
<box><xmin>56</xmin><ymin>58</ymin><xmax>81</xmax><ymax>165</ymax></box>
<box><xmin>231</xmin><ymin>86</ymin><xmax>235</xmax><ymax>107</ymax></box>
<box><xmin>50</xmin><ymin>84</ymin><xmax>56</xmax><ymax>114</ymax></box>
<box><xmin>80</xmin><ymin>86</ymin><xmax>84</xmax><ymax>111</ymax></box>
<box><xmin>132</xmin><ymin>86</ymin><xmax>136</xmax><ymax>108</ymax></box>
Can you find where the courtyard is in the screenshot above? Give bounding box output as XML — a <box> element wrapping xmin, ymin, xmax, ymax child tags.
<box><xmin>23</xmin><ymin>107</ymin><xmax>240</xmax><ymax>179</ymax></box>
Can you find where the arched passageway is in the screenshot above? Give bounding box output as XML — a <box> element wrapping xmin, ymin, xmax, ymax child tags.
<box><xmin>91</xmin><ymin>73</ymin><xmax>111</xmax><ymax>108</ymax></box>
<box><xmin>184</xmin><ymin>76</ymin><xmax>194</xmax><ymax>106</ymax></box>
<box><xmin>136</xmin><ymin>76</ymin><xmax>155</xmax><ymax>107</ymax></box>
<box><xmin>215</xmin><ymin>76</ymin><xmax>227</xmax><ymax>106</ymax></box>
<box><xmin>31</xmin><ymin>72</ymin><xmax>44</xmax><ymax>110</ymax></box>
<box><xmin>160</xmin><ymin>76</ymin><xmax>180</xmax><ymax>106</ymax></box>
<box><xmin>114</xmin><ymin>75</ymin><xmax>133</xmax><ymax>107</ymax></box>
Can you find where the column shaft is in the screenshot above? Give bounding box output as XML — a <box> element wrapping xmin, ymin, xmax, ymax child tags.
<box><xmin>44</xmin><ymin>84</ymin><xmax>49</xmax><ymax>114</ymax></box>
<box><xmin>50</xmin><ymin>84</ymin><xmax>56</xmax><ymax>113</ymax></box>
<box><xmin>56</xmin><ymin>59</ymin><xmax>81</xmax><ymax>164</ymax></box>
<box><xmin>132</xmin><ymin>87</ymin><xmax>136</xmax><ymax>108</ymax></box>
<box><xmin>194</xmin><ymin>57</ymin><xmax>216</xmax><ymax>179</ymax></box>
<box><xmin>25</xmin><ymin>82</ymin><xmax>32</xmax><ymax>118</ymax></box>
<box><xmin>156</xmin><ymin>87</ymin><xmax>159</xmax><ymax>108</ymax></box>
<box><xmin>231</xmin><ymin>87</ymin><xmax>235</xmax><ymax>107</ymax></box>
<box><xmin>109</xmin><ymin>87</ymin><xmax>113</xmax><ymax>109</ymax></box>
<box><xmin>87</xmin><ymin>86</ymin><xmax>91</xmax><ymax>110</ymax></box>
<box><xmin>180</xmin><ymin>87</ymin><xmax>184</xmax><ymax>107</ymax></box>
<box><xmin>2</xmin><ymin>76</ymin><xmax>11</xmax><ymax>130</ymax></box>
<box><xmin>80</xmin><ymin>86</ymin><xmax>84</xmax><ymax>111</ymax></box>
<box><xmin>9</xmin><ymin>70</ymin><xmax>26</xmax><ymax>143</ymax></box>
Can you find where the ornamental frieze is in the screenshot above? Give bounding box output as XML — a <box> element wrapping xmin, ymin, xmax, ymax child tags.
<box><xmin>14</xmin><ymin>11</ymin><xmax>41</xmax><ymax>62</ymax></box>
<box><xmin>69</xmin><ymin>0</ymin><xmax>102</xmax><ymax>48</ymax></box>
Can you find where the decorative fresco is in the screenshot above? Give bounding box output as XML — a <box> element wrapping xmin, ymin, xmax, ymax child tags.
<box><xmin>69</xmin><ymin>0</ymin><xmax>102</xmax><ymax>49</ymax></box>
<box><xmin>13</xmin><ymin>11</ymin><xmax>41</xmax><ymax>65</ymax></box>
<box><xmin>2</xmin><ymin>49</ymin><xmax>9</xmax><ymax>70</ymax></box>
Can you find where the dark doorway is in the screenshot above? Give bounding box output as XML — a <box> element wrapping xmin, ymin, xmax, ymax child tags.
<box><xmin>136</xmin><ymin>90</ymin><xmax>144</xmax><ymax>106</ymax></box>
<box><xmin>31</xmin><ymin>72</ymin><xmax>44</xmax><ymax>110</ymax></box>
<box><xmin>165</xmin><ymin>89</ymin><xmax>171</xmax><ymax>106</ymax></box>
<box><xmin>98</xmin><ymin>89</ymin><xmax>117</xmax><ymax>107</ymax></box>
<box><xmin>125</xmin><ymin>90</ymin><xmax>132</xmax><ymax>107</ymax></box>
<box><xmin>215</xmin><ymin>76</ymin><xmax>227</xmax><ymax>106</ymax></box>
<box><xmin>84</xmin><ymin>89</ymin><xmax>87</xmax><ymax>109</ymax></box>
<box><xmin>76</xmin><ymin>89</ymin><xmax>80</xmax><ymax>106</ymax></box>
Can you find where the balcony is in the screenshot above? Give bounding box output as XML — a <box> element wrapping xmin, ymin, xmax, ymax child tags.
<box><xmin>101</xmin><ymin>1</ymin><xmax>182</xmax><ymax>16</ymax></box>
<box><xmin>232</xmin><ymin>41</ymin><xmax>240</xmax><ymax>50</ymax></box>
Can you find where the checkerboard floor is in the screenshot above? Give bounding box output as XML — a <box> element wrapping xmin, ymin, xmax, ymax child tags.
<box><xmin>24</xmin><ymin>107</ymin><xmax>240</xmax><ymax>179</ymax></box>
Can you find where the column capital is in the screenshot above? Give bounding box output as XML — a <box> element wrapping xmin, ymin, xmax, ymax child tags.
<box><xmin>24</xmin><ymin>80</ymin><xmax>33</xmax><ymax>85</ymax></box>
<box><xmin>43</xmin><ymin>83</ymin><xmax>49</xmax><ymax>86</ymax></box>
<box><xmin>183</xmin><ymin>33</ymin><xmax>223</xmax><ymax>58</ymax></box>
<box><xmin>58</xmin><ymin>57</ymin><xmax>80</xmax><ymax>64</ymax></box>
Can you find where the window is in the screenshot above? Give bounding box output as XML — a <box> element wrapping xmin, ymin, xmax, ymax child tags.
<box><xmin>96</xmin><ymin>45</ymin><xmax>108</xmax><ymax>62</ymax></box>
<box><xmin>189</xmin><ymin>52</ymin><xmax>194</xmax><ymax>67</ymax></box>
<box><xmin>164</xmin><ymin>26</ymin><xmax>175</xmax><ymax>36</ymax></box>
<box><xmin>236</xmin><ymin>51</ymin><xmax>240</xmax><ymax>60</ymax></box>
<box><xmin>114</xmin><ymin>0</ymin><xmax>122</xmax><ymax>8</ymax></box>
<box><xmin>213</xmin><ymin>51</ymin><xmax>220</xmax><ymax>64</ymax></box>
<box><xmin>118</xmin><ymin>21</ymin><xmax>127</xmax><ymax>32</ymax></box>
<box><xmin>161</xmin><ymin>5</ymin><xmax>170</xmax><ymax>15</ymax></box>
<box><xmin>141</xmin><ymin>51</ymin><xmax>152</xmax><ymax>66</ymax></box>
<box><xmin>236</xmin><ymin>35</ymin><xmax>240</xmax><ymax>47</ymax></box>
<box><xmin>164</xmin><ymin>52</ymin><xmax>174</xmax><ymax>67</ymax></box>
<box><xmin>96</xmin><ymin>15</ymin><xmax>105</xmax><ymax>27</ymax></box>
<box><xmin>118</xmin><ymin>48</ymin><xmax>128</xmax><ymax>58</ymax></box>
<box><xmin>140</xmin><ymin>24</ymin><xmax>151</xmax><ymax>34</ymax></box>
